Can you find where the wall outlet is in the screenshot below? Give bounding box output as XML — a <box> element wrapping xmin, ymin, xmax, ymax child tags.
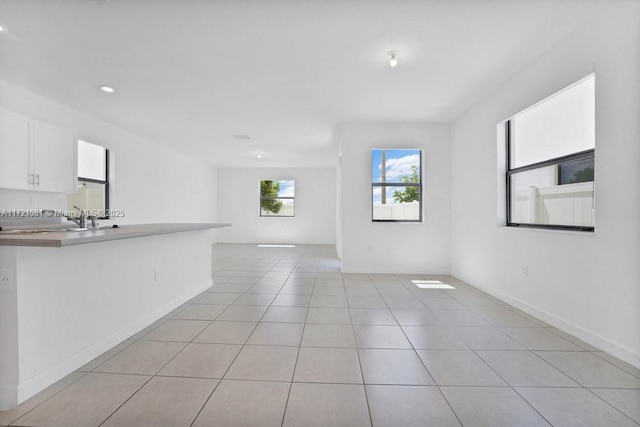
<box><xmin>153</xmin><ymin>268</ymin><xmax>160</xmax><ymax>282</ymax></box>
<box><xmin>0</xmin><ymin>268</ymin><xmax>13</xmax><ymax>290</ymax></box>
<box><xmin>522</xmin><ymin>265</ymin><xmax>529</xmax><ymax>278</ymax></box>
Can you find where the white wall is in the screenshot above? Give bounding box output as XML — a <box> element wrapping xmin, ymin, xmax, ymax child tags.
<box><xmin>0</xmin><ymin>79</ymin><xmax>218</xmax><ymax>226</ymax></box>
<box><xmin>0</xmin><ymin>230</ymin><xmax>213</xmax><ymax>409</ymax></box>
<box><xmin>0</xmin><ymin>79</ymin><xmax>222</xmax><ymax>409</ymax></box>
<box><xmin>450</xmin><ymin>1</ymin><xmax>640</xmax><ymax>366</ymax></box>
<box><xmin>338</xmin><ymin>123</ymin><xmax>451</xmax><ymax>274</ymax></box>
<box><xmin>216</xmin><ymin>167</ymin><xmax>336</xmax><ymax>244</ymax></box>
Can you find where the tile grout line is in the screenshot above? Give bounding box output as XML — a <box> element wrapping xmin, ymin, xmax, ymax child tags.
<box><xmin>206</xmin><ymin>245</ymin><xmax>303</xmax><ymax>427</ymax></box>
<box><xmin>101</xmin><ymin>246</ymin><xmax>293</xmax><ymax>427</ymax></box>
<box><xmin>379</xmin><ymin>274</ymin><xmax>466</xmax><ymax>427</ymax></box>
<box><xmin>97</xmin><ymin>289</ymin><xmax>224</xmax><ymax>426</ymax></box>
<box><xmin>582</xmin><ymin>387</ymin><xmax>640</xmax><ymax>425</ymax></box>
<box><xmin>463</xmin><ymin>338</ymin><xmax>556</xmax><ymax>426</ymax></box>
<box><xmin>11</xmin><ymin>245</ymin><xmax>638</xmax><ymax>426</ymax></box>
<box><xmin>96</xmin><ymin>373</ymin><xmax>155</xmax><ymax>427</ymax></box>
<box><xmin>410</xmin><ymin>273</ymin><xmax>634</xmax><ymax>425</ymax></box>
<box><xmin>280</xmin><ymin>260</ymin><xmax>317</xmax><ymax>427</ymax></box>
<box><xmin>346</xmin><ymin>275</ymin><xmax>375</xmax><ymax>427</ymax></box>
<box><xmin>589</xmin><ymin>352</ymin><xmax>640</xmax><ymax>381</ymax></box>
<box><xmin>5</xmin><ymin>372</ymin><xmax>89</xmax><ymax>426</ymax></box>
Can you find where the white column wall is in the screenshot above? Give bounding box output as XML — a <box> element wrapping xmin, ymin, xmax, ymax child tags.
<box><xmin>217</xmin><ymin>167</ymin><xmax>336</xmax><ymax>244</ymax></box>
<box><xmin>338</xmin><ymin>123</ymin><xmax>451</xmax><ymax>274</ymax></box>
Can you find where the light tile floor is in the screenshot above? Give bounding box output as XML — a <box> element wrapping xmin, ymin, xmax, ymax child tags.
<box><xmin>1</xmin><ymin>243</ymin><xmax>639</xmax><ymax>426</ymax></box>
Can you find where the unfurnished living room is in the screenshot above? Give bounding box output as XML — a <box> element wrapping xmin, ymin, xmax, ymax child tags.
<box><xmin>0</xmin><ymin>0</ymin><xmax>638</xmax><ymax>426</ymax></box>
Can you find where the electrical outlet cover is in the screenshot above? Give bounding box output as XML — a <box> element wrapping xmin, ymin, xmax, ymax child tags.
<box><xmin>0</xmin><ymin>268</ymin><xmax>13</xmax><ymax>290</ymax></box>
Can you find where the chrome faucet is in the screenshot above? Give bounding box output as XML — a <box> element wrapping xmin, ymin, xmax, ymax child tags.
<box><xmin>71</xmin><ymin>206</ymin><xmax>99</xmax><ymax>229</ymax></box>
<box><xmin>72</xmin><ymin>206</ymin><xmax>87</xmax><ymax>228</ymax></box>
<box><xmin>40</xmin><ymin>207</ymin><xmax>98</xmax><ymax>230</ymax></box>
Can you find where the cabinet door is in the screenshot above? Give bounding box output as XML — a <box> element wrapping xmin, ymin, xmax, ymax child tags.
<box><xmin>32</xmin><ymin>122</ymin><xmax>76</xmax><ymax>193</ymax></box>
<box><xmin>0</xmin><ymin>110</ymin><xmax>30</xmax><ymax>190</ymax></box>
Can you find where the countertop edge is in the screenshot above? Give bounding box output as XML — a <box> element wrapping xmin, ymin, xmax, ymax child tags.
<box><xmin>0</xmin><ymin>223</ymin><xmax>231</xmax><ymax>248</ymax></box>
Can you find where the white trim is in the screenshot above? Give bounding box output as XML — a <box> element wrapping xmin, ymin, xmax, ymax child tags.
<box><xmin>451</xmin><ymin>270</ymin><xmax>640</xmax><ymax>369</ymax></box>
<box><xmin>341</xmin><ymin>266</ymin><xmax>450</xmax><ymax>275</ymax></box>
<box><xmin>0</xmin><ymin>384</ymin><xmax>18</xmax><ymax>411</ymax></box>
<box><xmin>13</xmin><ymin>281</ymin><xmax>210</xmax><ymax>407</ymax></box>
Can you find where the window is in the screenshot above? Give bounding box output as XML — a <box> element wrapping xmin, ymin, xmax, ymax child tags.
<box><xmin>372</xmin><ymin>149</ymin><xmax>422</xmax><ymax>222</ymax></box>
<box><xmin>260</xmin><ymin>180</ymin><xmax>294</xmax><ymax>217</ymax></box>
<box><xmin>506</xmin><ymin>74</ymin><xmax>595</xmax><ymax>231</ymax></box>
<box><xmin>73</xmin><ymin>140</ymin><xmax>110</xmax><ymax>219</ymax></box>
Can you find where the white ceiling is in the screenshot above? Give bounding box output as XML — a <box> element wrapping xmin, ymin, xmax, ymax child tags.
<box><xmin>0</xmin><ymin>0</ymin><xmax>608</xmax><ymax>167</ymax></box>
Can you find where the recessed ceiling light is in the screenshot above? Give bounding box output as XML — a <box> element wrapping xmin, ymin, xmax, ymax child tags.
<box><xmin>388</xmin><ymin>50</ymin><xmax>399</xmax><ymax>67</ymax></box>
<box><xmin>0</xmin><ymin>25</ymin><xmax>6</xmax><ymax>32</ymax></box>
<box><xmin>257</xmin><ymin>152</ymin><xmax>262</xmax><ymax>159</ymax></box>
<box><xmin>99</xmin><ymin>86</ymin><xmax>115</xmax><ymax>93</ymax></box>
<box><xmin>232</xmin><ymin>134</ymin><xmax>250</xmax><ymax>140</ymax></box>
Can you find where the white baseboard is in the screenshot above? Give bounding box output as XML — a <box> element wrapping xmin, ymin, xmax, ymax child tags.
<box><xmin>13</xmin><ymin>281</ymin><xmax>211</xmax><ymax>407</ymax></box>
<box><xmin>341</xmin><ymin>264</ymin><xmax>450</xmax><ymax>275</ymax></box>
<box><xmin>341</xmin><ymin>269</ymin><xmax>452</xmax><ymax>275</ymax></box>
<box><xmin>451</xmin><ymin>270</ymin><xmax>640</xmax><ymax>369</ymax></box>
<box><xmin>0</xmin><ymin>384</ymin><xmax>18</xmax><ymax>411</ymax></box>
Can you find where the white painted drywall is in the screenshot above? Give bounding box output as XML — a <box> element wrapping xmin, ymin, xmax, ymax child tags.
<box><xmin>0</xmin><ymin>79</ymin><xmax>218</xmax><ymax>227</ymax></box>
<box><xmin>338</xmin><ymin>123</ymin><xmax>451</xmax><ymax>274</ymax></box>
<box><xmin>0</xmin><ymin>230</ymin><xmax>213</xmax><ymax>409</ymax></box>
<box><xmin>0</xmin><ymin>79</ymin><xmax>223</xmax><ymax>407</ymax></box>
<box><xmin>450</xmin><ymin>1</ymin><xmax>640</xmax><ymax>366</ymax></box>
<box><xmin>216</xmin><ymin>167</ymin><xmax>336</xmax><ymax>244</ymax></box>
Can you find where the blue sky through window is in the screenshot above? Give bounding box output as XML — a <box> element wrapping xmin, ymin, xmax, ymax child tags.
<box><xmin>276</xmin><ymin>180</ymin><xmax>295</xmax><ymax>197</ymax></box>
<box><xmin>372</xmin><ymin>149</ymin><xmax>420</xmax><ymax>204</ymax></box>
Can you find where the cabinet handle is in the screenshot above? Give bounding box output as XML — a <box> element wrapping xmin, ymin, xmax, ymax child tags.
<box><xmin>35</xmin><ymin>174</ymin><xmax>40</xmax><ymax>186</ymax></box>
<box><xmin>29</xmin><ymin>173</ymin><xmax>34</xmax><ymax>185</ymax></box>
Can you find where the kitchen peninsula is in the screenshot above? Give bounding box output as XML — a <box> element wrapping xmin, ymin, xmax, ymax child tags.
<box><xmin>0</xmin><ymin>223</ymin><xmax>229</xmax><ymax>410</ymax></box>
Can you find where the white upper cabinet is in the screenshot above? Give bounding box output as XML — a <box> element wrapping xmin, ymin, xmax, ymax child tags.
<box><xmin>0</xmin><ymin>110</ymin><xmax>30</xmax><ymax>190</ymax></box>
<box><xmin>31</xmin><ymin>122</ymin><xmax>76</xmax><ymax>193</ymax></box>
<box><xmin>0</xmin><ymin>110</ymin><xmax>76</xmax><ymax>194</ymax></box>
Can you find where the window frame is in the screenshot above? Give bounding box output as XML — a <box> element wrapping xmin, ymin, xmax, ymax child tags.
<box><xmin>505</xmin><ymin>119</ymin><xmax>594</xmax><ymax>232</ymax></box>
<box><xmin>371</xmin><ymin>149</ymin><xmax>423</xmax><ymax>223</ymax></box>
<box><xmin>259</xmin><ymin>180</ymin><xmax>295</xmax><ymax>218</ymax></box>
<box><xmin>77</xmin><ymin>141</ymin><xmax>110</xmax><ymax>220</ymax></box>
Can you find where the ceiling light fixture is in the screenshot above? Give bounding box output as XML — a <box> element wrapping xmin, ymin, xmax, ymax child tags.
<box><xmin>388</xmin><ymin>50</ymin><xmax>399</xmax><ymax>67</ymax></box>
<box><xmin>257</xmin><ymin>152</ymin><xmax>262</xmax><ymax>159</ymax></box>
<box><xmin>0</xmin><ymin>25</ymin><xmax>6</xmax><ymax>32</ymax></box>
<box><xmin>99</xmin><ymin>85</ymin><xmax>115</xmax><ymax>93</ymax></box>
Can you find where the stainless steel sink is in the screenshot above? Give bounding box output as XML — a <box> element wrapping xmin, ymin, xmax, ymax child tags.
<box><xmin>1</xmin><ymin>225</ymin><xmax>122</xmax><ymax>234</ymax></box>
<box><xmin>1</xmin><ymin>228</ymin><xmax>86</xmax><ymax>234</ymax></box>
<box><xmin>64</xmin><ymin>226</ymin><xmax>122</xmax><ymax>231</ymax></box>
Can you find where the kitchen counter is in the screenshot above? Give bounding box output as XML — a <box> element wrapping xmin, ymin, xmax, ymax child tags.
<box><xmin>0</xmin><ymin>223</ymin><xmax>231</xmax><ymax>247</ymax></box>
<box><xmin>0</xmin><ymin>222</ymin><xmax>227</xmax><ymax>409</ymax></box>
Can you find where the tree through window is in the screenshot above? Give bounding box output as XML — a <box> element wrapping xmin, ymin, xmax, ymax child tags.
<box><xmin>260</xmin><ymin>180</ymin><xmax>295</xmax><ymax>217</ymax></box>
<box><xmin>372</xmin><ymin>149</ymin><xmax>422</xmax><ymax>222</ymax></box>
